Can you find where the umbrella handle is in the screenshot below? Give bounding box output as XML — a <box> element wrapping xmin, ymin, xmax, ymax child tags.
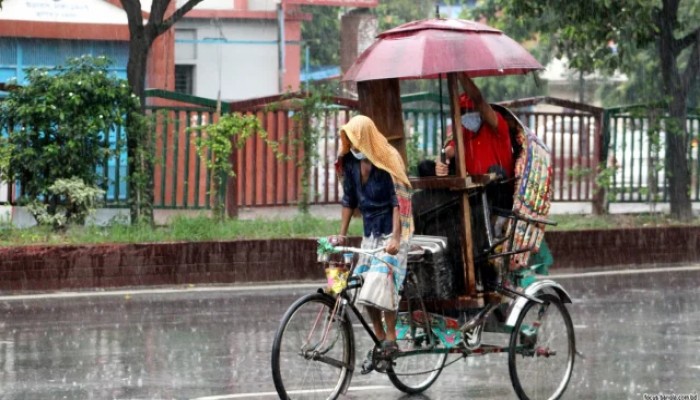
<box><xmin>438</xmin><ymin>73</ymin><xmax>446</xmax><ymax>161</ymax></box>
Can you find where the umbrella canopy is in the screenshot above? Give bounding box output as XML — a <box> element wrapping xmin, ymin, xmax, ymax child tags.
<box><xmin>343</xmin><ymin>18</ymin><xmax>543</xmax><ymax>82</ymax></box>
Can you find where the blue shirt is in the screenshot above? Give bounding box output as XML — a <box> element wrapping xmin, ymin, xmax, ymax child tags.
<box><xmin>341</xmin><ymin>154</ymin><xmax>398</xmax><ymax>237</ymax></box>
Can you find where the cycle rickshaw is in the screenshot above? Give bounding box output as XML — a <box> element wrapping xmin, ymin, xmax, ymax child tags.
<box><xmin>271</xmin><ymin>18</ymin><xmax>576</xmax><ymax>400</ymax></box>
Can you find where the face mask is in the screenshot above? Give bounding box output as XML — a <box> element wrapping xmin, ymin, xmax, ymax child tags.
<box><xmin>350</xmin><ymin>148</ymin><xmax>367</xmax><ymax>160</ymax></box>
<box><xmin>461</xmin><ymin>112</ymin><xmax>482</xmax><ymax>133</ymax></box>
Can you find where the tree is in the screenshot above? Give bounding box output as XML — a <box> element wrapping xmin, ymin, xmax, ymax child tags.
<box><xmin>191</xmin><ymin>113</ymin><xmax>266</xmax><ymax>220</ymax></box>
<box><xmin>118</xmin><ymin>0</ymin><xmax>205</xmax><ymax>224</ymax></box>
<box><xmin>0</xmin><ymin>56</ymin><xmax>138</xmax><ymax>223</ymax></box>
<box><xmin>373</xmin><ymin>0</ymin><xmax>434</xmax><ymax>31</ymax></box>
<box><xmin>301</xmin><ymin>6</ymin><xmax>340</xmax><ymax>68</ymax></box>
<box><xmin>301</xmin><ymin>1</ymin><xmax>434</xmax><ymax>68</ymax></box>
<box><xmin>475</xmin><ymin>0</ymin><xmax>700</xmax><ymax>220</ymax></box>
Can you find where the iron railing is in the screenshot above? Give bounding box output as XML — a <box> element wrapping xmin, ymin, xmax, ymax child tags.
<box><xmin>3</xmin><ymin>90</ymin><xmax>700</xmax><ymax>209</ymax></box>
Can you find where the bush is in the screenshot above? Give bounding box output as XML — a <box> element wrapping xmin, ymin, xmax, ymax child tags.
<box><xmin>26</xmin><ymin>178</ymin><xmax>104</xmax><ymax>230</ymax></box>
<box><xmin>1</xmin><ymin>55</ymin><xmax>138</xmax><ymax>210</ymax></box>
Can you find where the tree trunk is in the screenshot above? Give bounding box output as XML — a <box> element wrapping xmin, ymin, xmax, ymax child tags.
<box><xmin>126</xmin><ymin>36</ymin><xmax>155</xmax><ymax>225</ymax></box>
<box><xmin>665</xmin><ymin>101</ymin><xmax>692</xmax><ymax>220</ymax></box>
<box><xmin>657</xmin><ymin>5</ymin><xmax>693</xmax><ymax>220</ymax></box>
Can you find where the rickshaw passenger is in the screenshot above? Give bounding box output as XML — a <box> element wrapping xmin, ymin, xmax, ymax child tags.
<box><xmin>435</xmin><ymin>73</ymin><xmax>514</xmax><ymax>183</ymax></box>
<box><xmin>419</xmin><ymin>74</ymin><xmax>515</xmax><ymax>236</ymax></box>
<box><xmin>331</xmin><ymin>115</ymin><xmax>414</xmax><ymax>374</ymax></box>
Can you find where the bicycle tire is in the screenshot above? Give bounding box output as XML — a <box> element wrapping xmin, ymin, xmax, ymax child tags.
<box><xmin>508</xmin><ymin>294</ymin><xmax>575</xmax><ymax>400</ymax></box>
<box><xmin>271</xmin><ymin>292</ymin><xmax>355</xmax><ymax>400</ymax></box>
<box><xmin>386</xmin><ymin>324</ymin><xmax>448</xmax><ymax>394</ymax></box>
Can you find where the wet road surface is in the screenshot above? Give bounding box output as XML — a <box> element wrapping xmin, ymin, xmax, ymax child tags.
<box><xmin>1</xmin><ymin>264</ymin><xmax>699</xmax><ymax>399</ymax></box>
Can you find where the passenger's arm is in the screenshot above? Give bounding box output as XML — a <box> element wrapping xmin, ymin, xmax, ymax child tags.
<box><xmin>458</xmin><ymin>73</ymin><xmax>498</xmax><ymax>131</ymax></box>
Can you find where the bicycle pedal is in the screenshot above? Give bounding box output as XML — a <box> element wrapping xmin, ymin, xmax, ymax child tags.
<box><xmin>374</xmin><ymin>359</ymin><xmax>390</xmax><ymax>373</ymax></box>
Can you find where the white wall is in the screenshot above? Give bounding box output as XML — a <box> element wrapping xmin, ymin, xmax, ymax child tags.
<box><xmin>0</xmin><ymin>181</ymin><xmax>8</xmax><ymax>204</ymax></box>
<box><xmin>176</xmin><ymin>0</ymin><xmax>232</xmax><ymax>9</ymax></box>
<box><xmin>247</xmin><ymin>0</ymin><xmax>278</xmax><ymax>12</ymax></box>
<box><xmin>175</xmin><ymin>19</ymin><xmax>280</xmax><ymax>101</ymax></box>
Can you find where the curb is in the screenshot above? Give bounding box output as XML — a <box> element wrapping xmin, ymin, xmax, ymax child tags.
<box><xmin>0</xmin><ymin>226</ymin><xmax>698</xmax><ymax>292</ymax></box>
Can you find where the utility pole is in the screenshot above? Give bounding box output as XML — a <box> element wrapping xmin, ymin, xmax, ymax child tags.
<box><xmin>277</xmin><ymin>0</ymin><xmax>285</xmax><ymax>93</ymax></box>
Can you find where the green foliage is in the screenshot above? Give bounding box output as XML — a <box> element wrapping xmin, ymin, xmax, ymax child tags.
<box><xmin>473</xmin><ymin>0</ymin><xmax>659</xmax><ymax>74</ymax></box>
<box><xmin>1</xmin><ymin>55</ymin><xmax>139</xmax><ymax>207</ymax></box>
<box><xmin>283</xmin><ymin>84</ymin><xmax>335</xmax><ymax>214</ymax></box>
<box><xmin>405</xmin><ymin>127</ymin><xmax>425</xmax><ymax>176</ymax></box>
<box><xmin>373</xmin><ymin>0</ymin><xmax>434</xmax><ymax>31</ymax></box>
<box><xmin>301</xmin><ymin>6</ymin><xmax>341</xmax><ymax>67</ymax></box>
<box><xmin>3</xmin><ymin>212</ymin><xmax>700</xmax><ymax>247</ymax></box>
<box><xmin>301</xmin><ymin>0</ymin><xmax>434</xmax><ymax>67</ymax></box>
<box><xmin>473</xmin><ymin>75</ymin><xmax>547</xmax><ymax>103</ymax></box>
<box><xmin>597</xmin><ymin>48</ymin><xmax>661</xmax><ymax>107</ymax></box>
<box><xmin>190</xmin><ymin>113</ymin><xmax>272</xmax><ymax>219</ymax></box>
<box><xmin>477</xmin><ymin>0</ymin><xmax>700</xmax><ymax>219</ymax></box>
<box><xmin>0</xmin><ymin>136</ymin><xmax>11</xmax><ymax>182</ymax></box>
<box><xmin>26</xmin><ymin>177</ymin><xmax>105</xmax><ymax>230</ymax></box>
<box><xmin>126</xmin><ymin>111</ymin><xmax>153</xmax><ymax>225</ymax></box>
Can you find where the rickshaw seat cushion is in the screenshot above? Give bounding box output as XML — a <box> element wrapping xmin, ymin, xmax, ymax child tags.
<box><xmin>408</xmin><ymin>235</ymin><xmax>455</xmax><ymax>300</ymax></box>
<box><xmin>407</xmin><ymin>243</ymin><xmax>425</xmax><ymax>263</ymax></box>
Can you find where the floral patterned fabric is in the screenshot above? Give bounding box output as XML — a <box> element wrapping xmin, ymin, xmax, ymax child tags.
<box><xmin>505</xmin><ymin>125</ymin><xmax>553</xmax><ymax>270</ymax></box>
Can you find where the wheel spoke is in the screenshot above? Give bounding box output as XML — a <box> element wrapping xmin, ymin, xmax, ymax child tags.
<box><xmin>387</xmin><ymin>308</ymin><xmax>448</xmax><ymax>395</ymax></box>
<box><xmin>272</xmin><ymin>294</ymin><xmax>354</xmax><ymax>400</ymax></box>
<box><xmin>509</xmin><ymin>295</ymin><xmax>575</xmax><ymax>400</ymax></box>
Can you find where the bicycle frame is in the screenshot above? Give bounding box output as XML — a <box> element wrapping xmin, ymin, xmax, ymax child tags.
<box><xmin>318</xmin><ymin>284</ymin><xmax>538</xmax><ymax>363</ymax></box>
<box><xmin>320</xmin><ymin>255</ymin><xmax>530</xmax><ymax>363</ymax></box>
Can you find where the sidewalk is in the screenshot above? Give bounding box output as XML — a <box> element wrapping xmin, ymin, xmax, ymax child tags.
<box><xmin>3</xmin><ymin>202</ymin><xmax>699</xmax><ymax>227</ymax></box>
<box><xmin>191</xmin><ymin>201</ymin><xmax>700</xmax><ymax>221</ymax></box>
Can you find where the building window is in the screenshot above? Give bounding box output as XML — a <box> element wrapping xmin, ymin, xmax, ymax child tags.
<box><xmin>175</xmin><ymin>65</ymin><xmax>194</xmax><ymax>95</ymax></box>
<box><xmin>175</xmin><ymin>29</ymin><xmax>197</xmax><ymax>61</ymax></box>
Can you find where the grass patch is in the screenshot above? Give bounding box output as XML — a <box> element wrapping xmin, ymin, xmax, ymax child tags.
<box><xmin>549</xmin><ymin>213</ymin><xmax>700</xmax><ymax>231</ymax></box>
<box><xmin>0</xmin><ymin>215</ymin><xmax>364</xmax><ymax>247</ymax></box>
<box><xmin>1</xmin><ymin>213</ymin><xmax>698</xmax><ymax>247</ymax></box>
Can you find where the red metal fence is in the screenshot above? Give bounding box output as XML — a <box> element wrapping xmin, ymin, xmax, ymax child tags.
<box><xmin>146</xmin><ymin>91</ymin><xmax>359</xmax><ymax>211</ymax></box>
<box><xmin>11</xmin><ymin>90</ymin><xmax>698</xmax><ymax>210</ymax></box>
<box><xmin>230</xmin><ymin>96</ymin><xmax>357</xmax><ymax>208</ymax></box>
<box><xmin>500</xmin><ymin>97</ymin><xmax>604</xmax><ymax>203</ymax></box>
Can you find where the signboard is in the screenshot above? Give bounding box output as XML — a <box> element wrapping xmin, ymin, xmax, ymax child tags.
<box><xmin>0</xmin><ymin>0</ymin><xmax>127</xmax><ymax>24</ymax></box>
<box><xmin>283</xmin><ymin>0</ymin><xmax>378</xmax><ymax>7</ymax></box>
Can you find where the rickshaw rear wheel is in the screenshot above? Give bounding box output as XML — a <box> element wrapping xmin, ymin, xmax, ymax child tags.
<box><xmin>508</xmin><ymin>294</ymin><xmax>575</xmax><ymax>400</ymax></box>
<box><xmin>386</xmin><ymin>326</ymin><xmax>448</xmax><ymax>394</ymax></box>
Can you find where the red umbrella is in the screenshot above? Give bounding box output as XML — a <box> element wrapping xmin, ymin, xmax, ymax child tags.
<box><xmin>343</xmin><ymin>18</ymin><xmax>543</xmax><ymax>82</ymax></box>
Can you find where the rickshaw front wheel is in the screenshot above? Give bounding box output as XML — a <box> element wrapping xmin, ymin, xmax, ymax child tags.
<box><xmin>508</xmin><ymin>294</ymin><xmax>575</xmax><ymax>400</ymax></box>
<box><xmin>271</xmin><ymin>293</ymin><xmax>355</xmax><ymax>400</ymax></box>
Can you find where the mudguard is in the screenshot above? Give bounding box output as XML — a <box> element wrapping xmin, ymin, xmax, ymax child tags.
<box><xmin>504</xmin><ymin>279</ymin><xmax>573</xmax><ymax>328</ymax></box>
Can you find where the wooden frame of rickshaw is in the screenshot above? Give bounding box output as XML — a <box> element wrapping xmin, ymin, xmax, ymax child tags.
<box><xmin>356</xmin><ymin>72</ymin><xmax>490</xmax><ymax>309</ymax></box>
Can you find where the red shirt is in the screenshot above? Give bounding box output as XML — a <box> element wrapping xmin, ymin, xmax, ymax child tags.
<box><xmin>448</xmin><ymin>112</ymin><xmax>514</xmax><ymax>178</ymax></box>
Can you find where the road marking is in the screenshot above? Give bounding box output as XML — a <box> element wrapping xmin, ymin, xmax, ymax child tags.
<box><xmin>549</xmin><ymin>264</ymin><xmax>700</xmax><ymax>279</ymax></box>
<box><xmin>1</xmin><ymin>263</ymin><xmax>698</xmax><ymax>302</ymax></box>
<box><xmin>191</xmin><ymin>385</ymin><xmax>392</xmax><ymax>399</ymax></box>
<box><xmin>0</xmin><ymin>282</ymin><xmax>325</xmax><ymax>302</ymax></box>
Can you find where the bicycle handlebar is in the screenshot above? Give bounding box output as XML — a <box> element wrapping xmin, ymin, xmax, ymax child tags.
<box><xmin>332</xmin><ymin>246</ymin><xmax>384</xmax><ymax>257</ymax></box>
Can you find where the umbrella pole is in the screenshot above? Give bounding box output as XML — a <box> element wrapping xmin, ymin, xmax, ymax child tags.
<box><xmin>447</xmin><ymin>72</ymin><xmax>478</xmax><ymax>299</ymax></box>
<box><xmin>438</xmin><ymin>73</ymin><xmax>446</xmax><ymax>162</ymax></box>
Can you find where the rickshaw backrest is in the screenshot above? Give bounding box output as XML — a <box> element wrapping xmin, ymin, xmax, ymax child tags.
<box><xmin>503</xmin><ymin>118</ymin><xmax>553</xmax><ymax>270</ymax></box>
